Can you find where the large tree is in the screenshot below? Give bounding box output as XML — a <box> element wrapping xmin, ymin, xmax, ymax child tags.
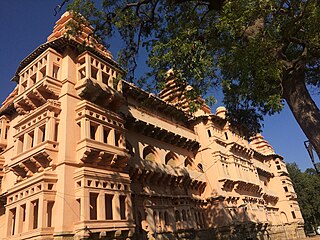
<box><xmin>64</xmin><ymin>0</ymin><xmax>320</xmax><ymax>157</ymax></box>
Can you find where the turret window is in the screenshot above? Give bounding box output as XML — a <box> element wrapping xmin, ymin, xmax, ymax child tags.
<box><xmin>207</xmin><ymin>129</ymin><xmax>212</xmax><ymax>137</ymax></box>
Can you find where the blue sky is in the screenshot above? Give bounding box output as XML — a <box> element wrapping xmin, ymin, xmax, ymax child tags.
<box><xmin>0</xmin><ymin>1</ymin><xmax>316</xmax><ymax>171</ymax></box>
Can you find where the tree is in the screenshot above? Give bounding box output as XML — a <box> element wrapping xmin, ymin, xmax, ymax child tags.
<box><xmin>287</xmin><ymin>163</ymin><xmax>320</xmax><ymax>227</ymax></box>
<box><xmin>64</xmin><ymin>0</ymin><xmax>320</xmax><ymax>157</ymax></box>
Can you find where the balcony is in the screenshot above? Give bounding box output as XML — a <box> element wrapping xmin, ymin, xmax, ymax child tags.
<box><xmin>286</xmin><ymin>191</ymin><xmax>297</xmax><ymax>200</ymax></box>
<box><xmin>14</xmin><ymin>76</ymin><xmax>62</xmax><ymax>115</ymax></box>
<box><xmin>77</xmin><ymin>138</ymin><xmax>129</xmax><ymax>168</ymax></box>
<box><xmin>75</xmin><ymin>52</ymin><xmax>124</xmax><ymax>109</ymax></box>
<box><xmin>262</xmin><ymin>188</ymin><xmax>279</xmax><ymax>204</ymax></box>
<box><xmin>129</xmin><ymin>158</ymin><xmax>206</xmax><ymax>193</ymax></box>
<box><xmin>9</xmin><ymin>140</ymin><xmax>58</xmax><ymax>180</ymax></box>
<box><xmin>14</xmin><ymin>48</ymin><xmax>62</xmax><ymax>115</ymax></box>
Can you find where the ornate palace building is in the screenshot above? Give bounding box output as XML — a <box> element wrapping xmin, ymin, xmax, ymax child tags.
<box><xmin>0</xmin><ymin>12</ymin><xmax>305</xmax><ymax>240</ymax></box>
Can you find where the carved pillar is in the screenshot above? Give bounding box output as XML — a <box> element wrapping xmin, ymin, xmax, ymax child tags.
<box><xmin>46</xmin><ymin>52</ymin><xmax>53</xmax><ymax>78</ymax></box>
<box><xmin>113</xmin><ymin>192</ymin><xmax>120</xmax><ymax>220</ymax></box>
<box><xmin>46</xmin><ymin>113</ymin><xmax>56</xmax><ymax>141</ymax></box>
<box><xmin>26</xmin><ymin>200</ymin><xmax>32</xmax><ymax>231</ymax></box>
<box><xmin>81</xmin><ymin>189</ymin><xmax>90</xmax><ymax>221</ymax></box>
<box><xmin>38</xmin><ymin>196</ymin><xmax>47</xmax><ymax>228</ymax></box>
<box><xmin>126</xmin><ymin>193</ymin><xmax>133</xmax><ymax>221</ymax></box>
<box><xmin>108</xmin><ymin>129</ymin><xmax>115</xmax><ymax>146</ymax></box>
<box><xmin>34</xmin><ymin>127</ymin><xmax>40</xmax><ymax>146</ymax></box>
<box><xmin>98</xmin><ymin>190</ymin><xmax>105</xmax><ymax>220</ymax></box>
<box><xmin>23</xmin><ymin>132</ymin><xmax>30</xmax><ymax>152</ymax></box>
<box><xmin>97</xmin><ymin>125</ymin><xmax>104</xmax><ymax>142</ymax></box>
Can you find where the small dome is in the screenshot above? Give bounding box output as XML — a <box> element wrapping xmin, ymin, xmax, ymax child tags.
<box><xmin>215</xmin><ymin>106</ymin><xmax>227</xmax><ymax>119</ymax></box>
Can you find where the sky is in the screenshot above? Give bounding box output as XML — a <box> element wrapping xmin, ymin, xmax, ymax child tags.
<box><xmin>0</xmin><ymin>1</ymin><xmax>317</xmax><ymax>171</ymax></box>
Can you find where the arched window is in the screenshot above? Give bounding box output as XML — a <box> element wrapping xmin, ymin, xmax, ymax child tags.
<box><xmin>175</xmin><ymin>210</ymin><xmax>181</xmax><ymax>222</ymax></box>
<box><xmin>143</xmin><ymin>146</ymin><xmax>157</xmax><ymax>162</ymax></box>
<box><xmin>197</xmin><ymin>163</ymin><xmax>204</xmax><ymax>173</ymax></box>
<box><xmin>184</xmin><ymin>157</ymin><xmax>194</xmax><ymax>170</ymax></box>
<box><xmin>165</xmin><ymin>152</ymin><xmax>178</xmax><ymax>167</ymax></box>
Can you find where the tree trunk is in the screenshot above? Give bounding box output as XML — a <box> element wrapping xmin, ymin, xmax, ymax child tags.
<box><xmin>283</xmin><ymin>70</ymin><xmax>320</xmax><ymax>160</ymax></box>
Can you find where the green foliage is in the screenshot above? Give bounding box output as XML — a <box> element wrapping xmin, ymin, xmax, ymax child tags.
<box><xmin>287</xmin><ymin>163</ymin><xmax>320</xmax><ymax>227</ymax></box>
<box><xmin>66</xmin><ymin>0</ymin><xmax>320</xmax><ymax>137</ymax></box>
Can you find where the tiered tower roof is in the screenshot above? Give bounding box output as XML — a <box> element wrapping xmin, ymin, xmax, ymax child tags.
<box><xmin>47</xmin><ymin>11</ymin><xmax>112</xmax><ymax>59</ymax></box>
<box><xmin>158</xmin><ymin>69</ymin><xmax>211</xmax><ymax>114</ymax></box>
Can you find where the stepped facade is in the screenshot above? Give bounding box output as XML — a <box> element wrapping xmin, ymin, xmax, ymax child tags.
<box><xmin>0</xmin><ymin>12</ymin><xmax>305</xmax><ymax>240</ymax></box>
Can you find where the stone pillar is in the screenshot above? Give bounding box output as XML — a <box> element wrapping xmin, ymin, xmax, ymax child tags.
<box><xmin>6</xmin><ymin>207</ymin><xmax>13</xmax><ymax>236</ymax></box>
<box><xmin>98</xmin><ymin>191</ymin><xmax>105</xmax><ymax>220</ymax></box>
<box><xmin>126</xmin><ymin>194</ymin><xmax>133</xmax><ymax>221</ymax></box>
<box><xmin>85</xmin><ymin>55</ymin><xmax>91</xmax><ymax>78</ymax></box>
<box><xmin>81</xmin><ymin>189</ymin><xmax>89</xmax><ymax>221</ymax></box>
<box><xmin>26</xmin><ymin>200</ymin><xmax>32</xmax><ymax>231</ymax></box>
<box><xmin>80</xmin><ymin>118</ymin><xmax>86</xmax><ymax>140</ymax></box>
<box><xmin>113</xmin><ymin>193</ymin><xmax>120</xmax><ymax>220</ymax></box>
<box><xmin>97</xmin><ymin>125</ymin><xmax>103</xmax><ymax>142</ymax></box>
<box><xmin>84</xmin><ymin>118</ymin><xmax>90</xmax><ymax>140</ymax></box>
<box><xmin>38</xmin><ymin>196</ymin><xmax>47</xmax><ymax>228</ymax></box>
<box><xmin>14</xmin><ymin>205</ymin><xmax>21</xmax><ymax>235</ymax></box>
<box><xmin>23</xmin><ymin>132</ymin><xmax>30</xmax><ymax>152</ymax></box>
<box><xmin>47</xmin><ymin>52</ymin><xmax>54</xmax><ymax>78</ymax></box>
<box><xmin>46</xmin><ymin>113</ymin><xmax>56</xmax><ymax>141</ymax></box>
<box><xmin>108</xmin><ymin>129</ymin><xmax>115</xmax><ymax>146</ymax></box>
<box><xmin>34</xmin><ymin>127</ymin><xmax>40</xmax><ymax>146</ymax></box>
<box><xmin>97</xmin><ymin>64</ymin><xmax>102</xmax><ymax>83</ymax></box>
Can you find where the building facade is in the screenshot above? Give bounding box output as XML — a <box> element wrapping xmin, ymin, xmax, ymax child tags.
<box><xmin>0</xmin><ymin>12</ymin><xmax>305</xmax><ymax>240</ymax></box>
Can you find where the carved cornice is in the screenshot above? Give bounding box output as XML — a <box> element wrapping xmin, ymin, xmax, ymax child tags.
<box><xmin>129</xmin><ymin>159</ymin><xmax>206</xmax><ymax>192</ymax></box>
<box><xmin>125</xmin><ymin>116</ymin><xmax>199</xmax><ymax>152</ymax></box>
<box><xmin>76</xmin><ymin>78</ymin><xmax>124</xmax><ymax>110</ymax></box>
<box><xmin>14</xmin><ymin>77</ymin><xmax>62</xmax><ymax>115</ymax></box>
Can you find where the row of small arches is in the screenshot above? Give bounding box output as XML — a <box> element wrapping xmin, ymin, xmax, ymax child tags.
<box><xmin>126</xmin><ymin>142</ymin><xmax>204</xmax><ymax>171</ymax></box>
<box><xmin>143</xmin><ymin>145</ymin><xmax>203</xmax><ymax>171</ymax></box>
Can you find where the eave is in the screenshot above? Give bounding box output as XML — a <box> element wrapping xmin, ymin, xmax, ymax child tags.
<box><xmin>125</xmin><ymin>116</ymin><xmax>200</xmax><ymax>152</ymax></box>
<box><xmin>123</xmin><ymin>81</ymin><xmax>190</xmax><ymax>124</ymax></box>
<box><xmin>11</xmin><ymin>37</ymin><xmax>125</xmax><ymax>83</ymax></box>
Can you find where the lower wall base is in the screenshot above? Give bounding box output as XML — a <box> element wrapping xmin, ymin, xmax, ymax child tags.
<box><xmin>132</xmin><ymin>223</ymin><xmax>306</xmax><ymax>240</ymax></box>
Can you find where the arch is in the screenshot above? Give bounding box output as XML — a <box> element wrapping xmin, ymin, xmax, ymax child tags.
<box><xmin>184</xmin><ymin>157</ymin><xmax>194</xmax><ymax>170</ymax></box>
<box><xmin>280</xmin><ymin>211</ymin><xmax>288</xmax><ymax>224</ymax></box>
<box><xmin>175</xmin><ymin>210</ymin><xmax>181</xmax><ymax>222</ymax></box>
<box><xmin>197</xmin><ymin>163</ymin><xmax>204</xmax><ymax>172</ymax></box>
<box><xmin>165</xmin><ymin>152</ymin><xmax>179</xmax><ymax>167</ymax></box>
<box><xmin>143</xmin><ymin>146</ymin><xmax>157</xmax><ymax>162</ymax></box>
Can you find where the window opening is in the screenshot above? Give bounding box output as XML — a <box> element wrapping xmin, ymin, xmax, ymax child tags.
<box><xmin>32</xmin><ymin>200</ymin><xmax>39</xmax><ymax>229</ymax></box>
<box><xmin>89</xmin><ymin>193</ymin><xmax>98</xmax><ymax>220</ymax></box>
<box><xmin>47</xmin><ymin>202</ymin><xmax>54</xmax><ymax>227</ymax></box>
<box><xmin>207</xmin><ymin>129</ymin><xmax>212</xmax><ymax>137</ymax></box>
<box><xmin>119</xmin><ymin>195</ymin><xmax>126</xmax><ymax>220</ymax></box>
<box><xmin>105</xmin><ymin>194</ymin><xmax>113</xmax><ymax>220</ymax></box>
